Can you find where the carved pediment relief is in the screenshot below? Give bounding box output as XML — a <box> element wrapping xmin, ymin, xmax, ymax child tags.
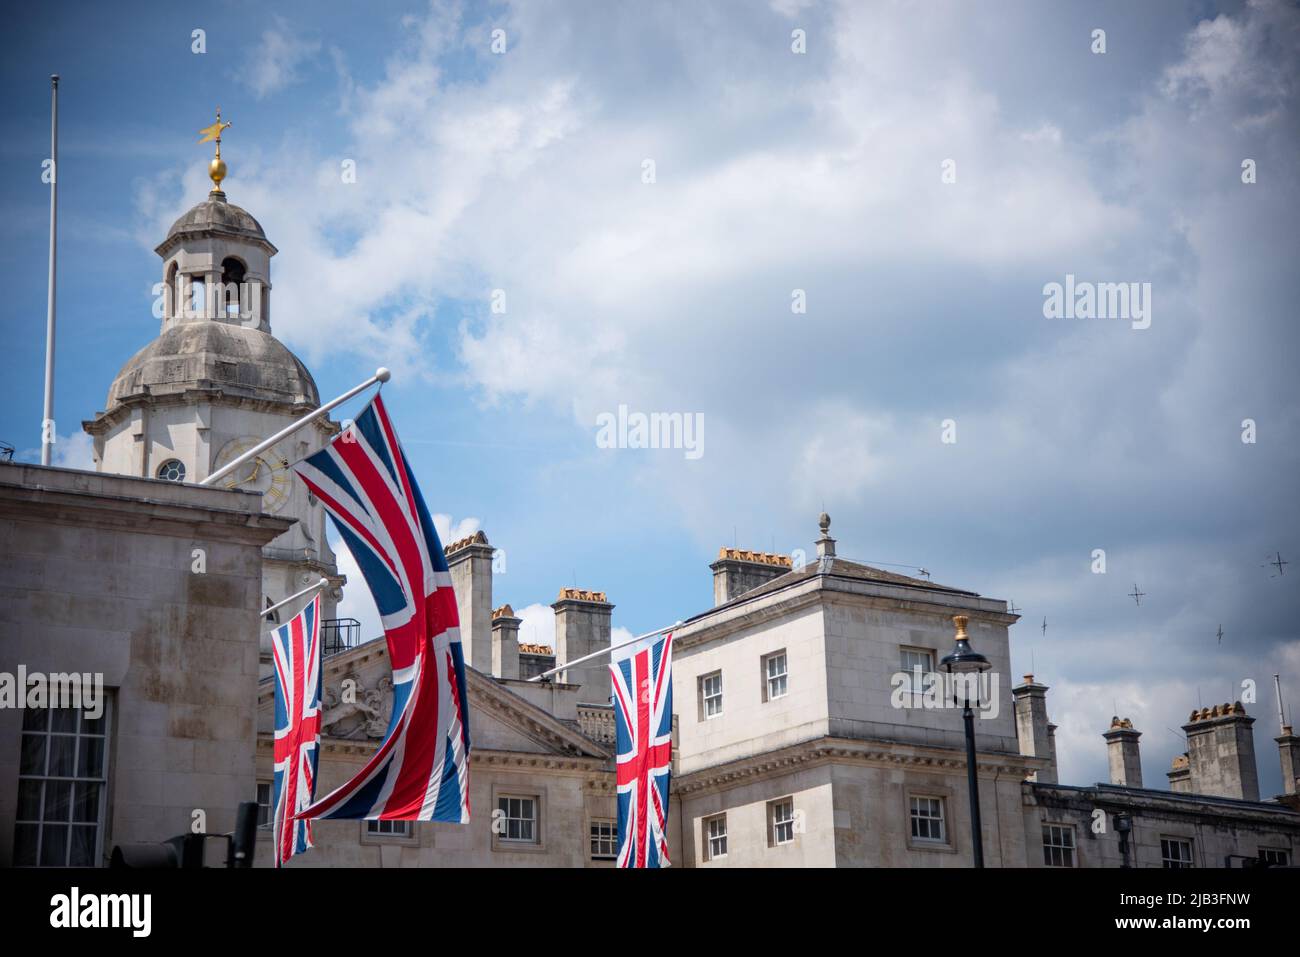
<box><xmin>320</xmin><ymin>671</ymin><xmax>393</xmax><ymax>741</ymax></box>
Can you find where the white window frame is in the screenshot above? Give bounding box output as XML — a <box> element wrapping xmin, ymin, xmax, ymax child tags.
<box><xmin>909</xmin><ymin>794</ymin><xmax>947</xmax><ymax>845</ymax></box>
<box><xmin>699</xmin><ymin>671</ymin><xmax>723</xmax><ymax>720</ymax></box>
<box><xmin>498</xmin><ymin>795</ymin><xmax>538</xmax><ymax>844</ymax></box>
<box><xmin>491</xmin><ymin>788</ymin><xmax>545</xmax><ymax>852</ymax></box>
<box><xmin>899</xmin><ymin>647</ymin><xmax>934</xmax><ymax>704</ymax></box>
<box><xmin>768</xmin><ymin>798</ymin><xmax>796</xmax><ymax>847</ymax></box>
<box><xmin>762</xmin><ymin>650</ymin><xmax>788</xmax><ymax>701</ymax></box>
<box><xmin>360</xmin><ymin>817</ymin><xmax>418</xmax><ymax>847</ymax></box>
<box><xmin>703</xmin><ymin>814</ymin><xmax>728</xmax><ymax>861</ymax></box>
<box><xmin>366</xmin><ymin>819</ymin><xmax>413</xmax><ymax>837</ymax></box>
<box><xmin>590</xmin><ymin>819</ymin><xmax>617</xmax><ymax>861</ymax></box>
<box><xmin>1160</xmin><ymin>837</ymin><xmax>1194</xmax><ymax>869</ymax></box>
<box><xmin>1042</xmin><ymin>823</ymin><xmax>1076</xmax><ymax>867</ymax></box>
<box><xmin>14</xmin><ymin>700</ymin><xmax>112</xmax><ymax>868</ymax></box>
<box><xmin>256</xmin><ymin>781</ymin><xmax>273</xmax><ymax>830</ymax></box>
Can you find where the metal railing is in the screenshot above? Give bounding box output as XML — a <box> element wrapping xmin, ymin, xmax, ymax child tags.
<box><xmin>322</xmin><ymin>618</ymin><xmax>362</xmax><ymax>657</ymax></box>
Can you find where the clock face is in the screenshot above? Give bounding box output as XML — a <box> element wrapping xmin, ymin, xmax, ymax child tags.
<box><xmin>214</xmin><ymin>437</ymin><xmax>292</xmax><ymax>513</ymax></box>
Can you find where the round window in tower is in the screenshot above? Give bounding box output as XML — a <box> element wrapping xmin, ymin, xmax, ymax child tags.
<box><xmin>156</xmin><ymin>459</ymin><xmax>186</xmax><ymax>482</ymax></box>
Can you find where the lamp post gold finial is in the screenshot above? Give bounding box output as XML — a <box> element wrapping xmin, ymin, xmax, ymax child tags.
<box><xmin>952</xmin><ymin>615</ymin><xmax>969</xmax><ymax>640</ymax></box>
<box><xmin>197</xmin><ymin>107</ymin><xmax>232</xmax><ymax>194</ymax></box>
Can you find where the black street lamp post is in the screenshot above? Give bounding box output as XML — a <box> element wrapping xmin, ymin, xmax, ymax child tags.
<box><xmin>940</xmin><ymin>614</ymin><xmax>992</xmax><ymax>868</ymax></box>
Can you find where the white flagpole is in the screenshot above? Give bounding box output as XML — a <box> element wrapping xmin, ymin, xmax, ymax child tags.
<box><xmin>528</xmin><ymin>620</ymin><xmax>684</xmax><ymax>682</ymax></box>
<box><xmin>202</xmin><ymin>367</ymin><xmax>390</xmax><ymax>487</ymax></box>
<box><xmin>40</xmin><ymin>74</ymin><xmax>59</xmax><ymax>467</ymax></box>
<box><xmin>262</xmin><ymin>577</ymin><xmax>329</xmax><ymax>620</ymax></box>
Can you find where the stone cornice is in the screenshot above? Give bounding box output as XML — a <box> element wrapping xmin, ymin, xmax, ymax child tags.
<box><xmin>1029</xmin><ymin>783</ymin><xmax>1300</xmax><ymax>829</ymax></box>
<box><xmin>83</xmin><ymin>388</ymin><xmax>336</xmax><ymax>437</ymax></box>
<box><xmin>673</xmin><ymin>588</ymin><xmax>823</xmax><ymax>651</ymax></box>
<box><xmin>155</xmin><ymin>228</ymin><xmax>278</xmax><ymax>259</ymax></box>
<box><xmin>673</xmin><ymin>735</ymin><xmax>1042</xmax><ymax>796</ymax></box>
<box><xmin>0</xmin><ymin>466</ymin><xmax>293</xmax><ymax>544</ymax></box>
<box><xmin>673</xmin><ymin>576</ymin><xmax>1015</xmax><ymax>653</ymax></box>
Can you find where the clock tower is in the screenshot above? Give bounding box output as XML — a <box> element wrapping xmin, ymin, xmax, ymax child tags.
<box><xmin>83</xmin><ymin>114</ymin><xmax>342</xmax><ymax>629</ymax></box>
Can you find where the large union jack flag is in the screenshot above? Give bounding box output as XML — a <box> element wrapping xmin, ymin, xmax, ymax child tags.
<box><xmin>610</xmin><ymin>631</ymin><xmax>673</xmax><ymax>868</ymax></box>
<box><xmin>292</xmin><ymin>394</ymin><xmax>471</xmax><ymax>822</ymax></box>
<box><xmin>271</xmin><ymin>594</ymin><xmax>323</xmax><ymax>867</ymax></box>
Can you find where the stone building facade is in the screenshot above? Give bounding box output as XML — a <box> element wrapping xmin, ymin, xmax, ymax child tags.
<box><xmin>0</xmin><ymin>464</ymin><xmax>288</xmax><ymax>866</ymax></box>
<box><xmin>4</xmin><ymin>163</ymin><xmax>1299</xmax><ymax>869</ymax></box>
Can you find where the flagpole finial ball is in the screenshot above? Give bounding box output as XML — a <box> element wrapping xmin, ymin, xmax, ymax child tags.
<box><xmin>209</xmin><ymin>155</ymin><xmax>227</xmax><ymax>190</ymax></box>
<box><xmin>376</xmin><ymin>367</ymin><xmax>392</xmax><ymax>383</ymax></box>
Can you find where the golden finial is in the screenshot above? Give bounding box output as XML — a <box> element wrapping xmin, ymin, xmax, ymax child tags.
<box><xmin>197</xmin><ymin>107</ymin><xmax>232</xmax><ymax>195</ymax></box>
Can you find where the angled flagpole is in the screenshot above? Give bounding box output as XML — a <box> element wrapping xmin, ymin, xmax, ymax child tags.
<box><xmin>203</xmin><ymin>367</ymin><xmax>390</xmax><ymax>487</ymax></box>
<box><xmin>262</xmin><ymin>577</ymin><xmax>329</xmax><ymax>620</ymax></box>
<box><xmin>528</xmin><ymin>620</ymin><xmax>684</xmax><ymax>682</ymax></box>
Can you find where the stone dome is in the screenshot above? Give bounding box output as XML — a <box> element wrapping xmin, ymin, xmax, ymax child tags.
<box><xmin>156</xmin><ymin>194</ymin><xmax>276</xmax><ymax>255</ymax></box>
<box><xmin>104</xmin><ymin>322</ymin><xmax>319</xmax><ymax>413</ymax></box>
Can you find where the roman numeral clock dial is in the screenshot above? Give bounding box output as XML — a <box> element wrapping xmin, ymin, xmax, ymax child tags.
<box><xmin>213</xmin><ymin>436</ymin><xmax>292</xmax><ymax>513</ymax></box>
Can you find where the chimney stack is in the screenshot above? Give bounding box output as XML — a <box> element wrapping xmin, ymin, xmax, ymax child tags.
<box><xmin>1276</xmin><ymin>726</ymin><xmax>1300</xmax><ymax>796</ymax></box>
<box><xmin>1167</xmin><ymin>753</ymin><xmax>1191</xmax><ymax>792</ymax></box>
<box><xmin>1012</xmin><ymin>674</ymin><xmax>1057</xmax><ymax>783</ymax></box>
<box><xmin>491</xmin><ymin>604</ymin><xmax>521</xmax><ymax>680</ymax></box>
<box><xmin>552</xmin><ymin>588</ymin><xmax>614</xmax><ymax>704</ymax></box>
<box><xmin>446</xmin><ymin>531</ymin><xmax>495</xmax><ymax>674</ymax></box>
<box><xmin>1103</xmin><ymin>716</ymin><xmax>1143</xmax><ymax>788</ymax></box>
<box><xmin>1275</xmin><ymin>675</ymin><xmax>1298</xmax><ymax>796</ymax></box>
<box><xmin>710</xmin><ymin>548</ymin><xmax>791</xmax><ymax>606</ymax></box>
<box><xmin>1183</xmin><ymin>702</ymin><xmax>1259</xmax><ymax>801</ymax></box>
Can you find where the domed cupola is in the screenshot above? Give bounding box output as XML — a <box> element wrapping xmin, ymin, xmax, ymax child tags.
<box><xmin>83</xmin><ymin>110</ymin><xmax>328</xmax><ymax>476</ymax></box>
<box><xmin>151</xmin><ymin>110</ymin><xmax>278</xmax><ymax>338</ymax></box>
<box><xmin>81</xmin><ymin>109</ymin><xmax>342</xmax><ymax>636</ymax></box>
<box><xmin>103</xmin><ymin>322</ymin><xmax>319</xmax><ymax>417</ymax></box>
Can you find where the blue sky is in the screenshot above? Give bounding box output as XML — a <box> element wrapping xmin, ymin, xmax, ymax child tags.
<box><xmin>2</xmin><ymin>0</ymin><xmax>1298</xmax><ymax>794</ymax></box>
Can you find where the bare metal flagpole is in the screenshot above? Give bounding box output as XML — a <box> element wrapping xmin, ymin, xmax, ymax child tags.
<box><xmin>528</xmin><ymin>620</ymin><xmax>684</xmax><ymax>682</ymax></box>
<box><xmin>202</xmin><ymin>367</ymin><xmax>390</xmax><ymax>487</ymax></box>
<box><xmin>40</xmin><ymin>74</ymin><xmax>59</xmax><ymax>466</ymax></box>
<box><xmin>1276</xmin><ymin>674</ymin><xmax>1288</xmax><ymax>733</ymax></box>
<box><xmin>262</xmin><ymin>577</ymin><xmax>330</xmax><ymax>620</ymax></box>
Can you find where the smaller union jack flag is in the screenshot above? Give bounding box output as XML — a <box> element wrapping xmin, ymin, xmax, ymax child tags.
<box><xmin>610</xmin><ymin>631</ymin><xmax>673</xmax><ymax>868</ymax></box>
<box><xmin>271</xmin><ymin>594</ymin><xmax>323</xmax><ymax>867</ymax></box>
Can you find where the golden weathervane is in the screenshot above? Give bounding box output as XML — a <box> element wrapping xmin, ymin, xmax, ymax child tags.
<box><xmin>197</xmin><ymin>108</ymin><xmax>232</xmax><ymax>193</ymax></box>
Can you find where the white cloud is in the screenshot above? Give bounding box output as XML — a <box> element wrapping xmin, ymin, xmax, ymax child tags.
<box><xmin>18</xmin><ymin>431</ymin><xmax>96</xmax><ymax>471</ymax></box>
<box><xmin>53</xmin><ymin>431</ymin><xmax>95</xmax><ymax>471</ymax></box>
<box><xmin>432</xmin><ymin>514</ymin><xmax>481</xmax><ymax>546</ymax></box>
<box><xmin>243</xmin><ymin>18</ymin><xmax>322</xmax><ymax>99</ymax></box>
<box><xmin>514</xmin><ymin>602</ymin><xmax>555</xmax><ymax>650</ymax></box>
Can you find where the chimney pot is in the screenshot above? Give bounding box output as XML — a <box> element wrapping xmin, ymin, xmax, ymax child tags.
<box><xmin>1103</xmin><ymin>718</ymin><xmax>1144</xmax><ymax>788</ymax></box>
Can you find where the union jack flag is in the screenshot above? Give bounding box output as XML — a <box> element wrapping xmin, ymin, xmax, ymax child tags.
<box><xmin>610</xmin><ymin>632</ymin><xmax>673</xmax><ymax>867</ymax></box>
<box><xmin>271</xmin><ymin>594</ymin><xmax>323</xmax><ymax>867</ymax></box>
<box><xmin>293</xmin><ymin>394</ymin><xmax>471</xmax><ymax>822</ymax></box>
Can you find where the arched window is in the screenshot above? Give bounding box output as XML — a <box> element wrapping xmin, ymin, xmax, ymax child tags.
<box><xmin>156</xmin><ymin>459</ymin><xmax>186</xmax><ymax>482</ymax></box>
<box><xmin>221</xmin><ymin>257</ymin><xmax>246</xmax><ymax>319</ymax></box>
<box><xmin>165</xmin><ymin>262</ymin><xmax>178</xmax><ymax>319</ymax></box>
<box><xmin>190</xmin><ymin>275</ymin><xmax>206</xmax><ymax>319</ymax></box>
